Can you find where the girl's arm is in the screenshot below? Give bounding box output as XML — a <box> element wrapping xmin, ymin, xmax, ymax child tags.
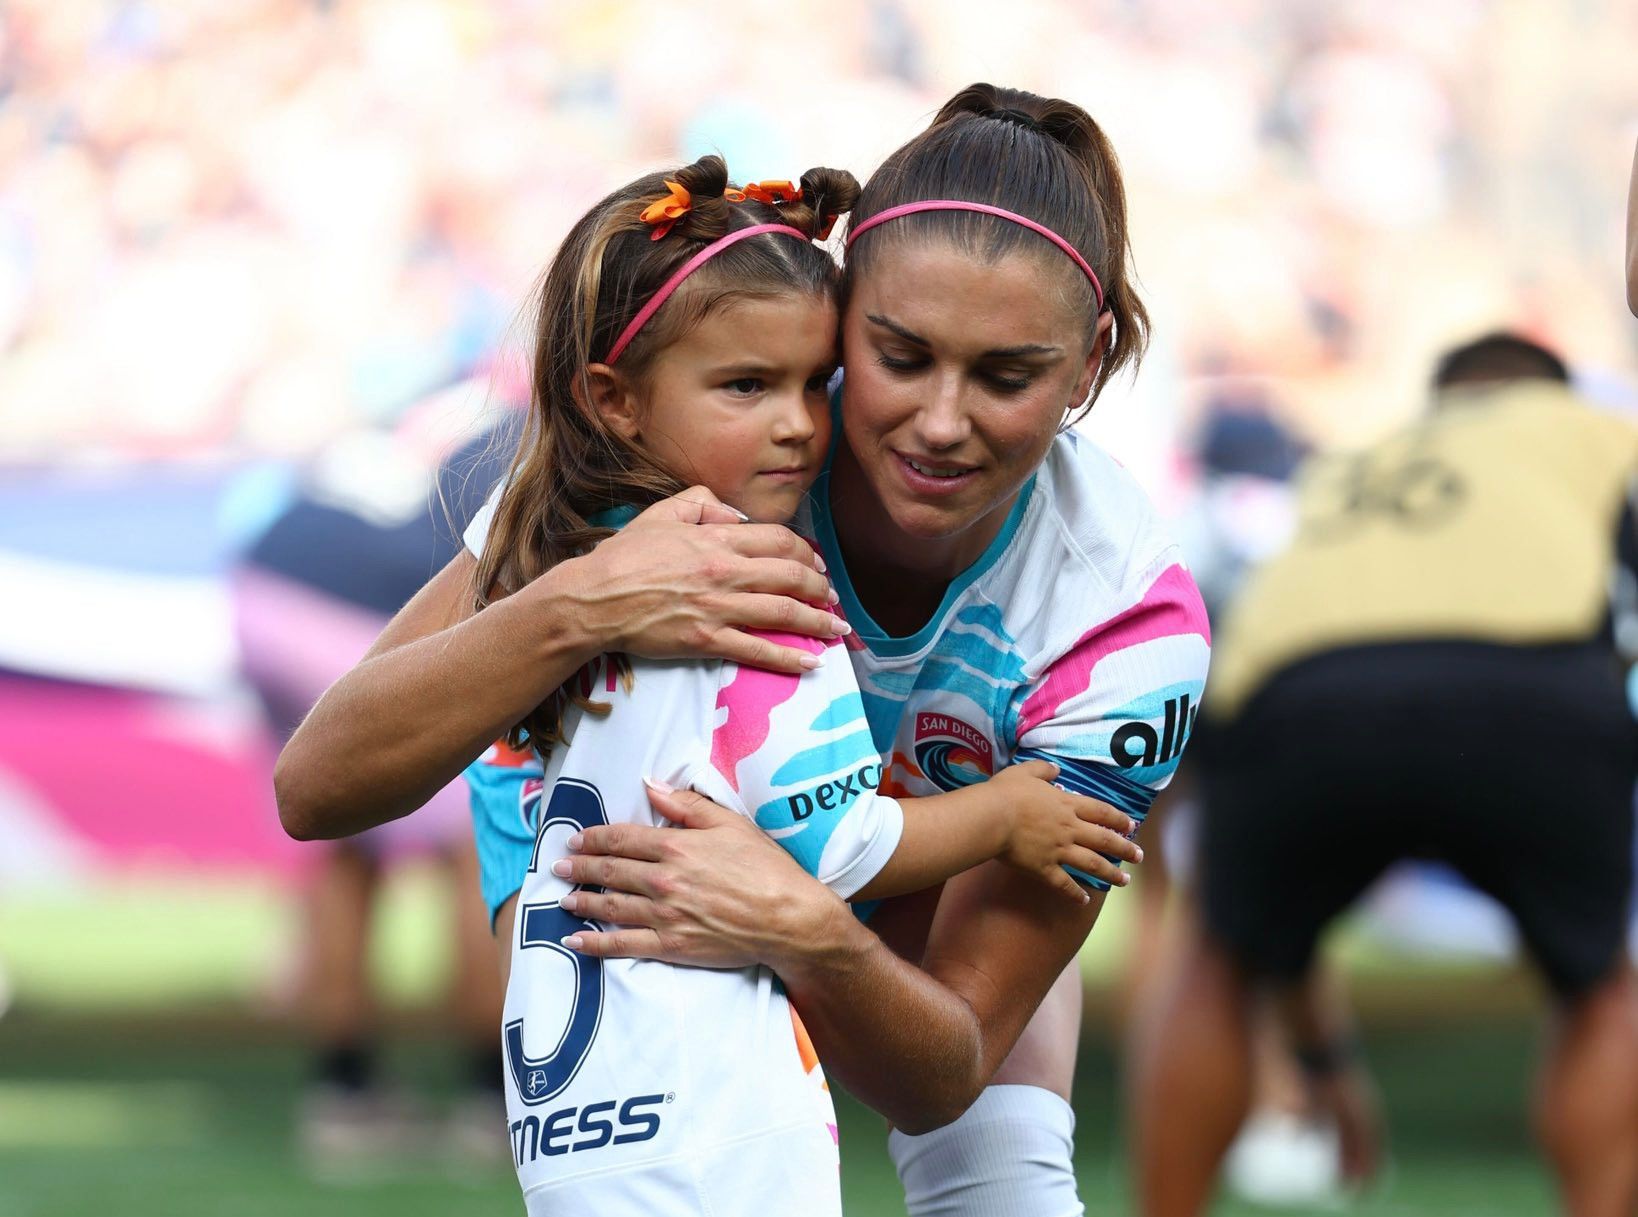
<box><xmin>691</xmin><ymin>633</ymin><xmax>1138</xmax><ymax>907</ymax></box>
<box><xmin>274</xmin><ymin>492</ymin><xmax>838</xmax><ymax>840</ymax></box>
<box><xmin>848</xmin><ymin>761</ymin><xmax>1140</xmax><ymax>904</ymax></box>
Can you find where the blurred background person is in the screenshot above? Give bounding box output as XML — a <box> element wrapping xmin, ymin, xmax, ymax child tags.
<box><xmin>1127</xmin><ymin>392</ymin><xmax>1306</xmax><ymax>983</ymax></box>
<box><xmin>1627</xmin><ymin>137</ymin><xmax>1638</xmax><ymax>318</ymax></box>
<box><xmin>235</xmin><ymin>413</ymin><xmax>518</xmax><ymax>1166</ymax></box>
<box><xmin>1126</xmin><ymin>396</ymin><xmax>1365</xmax><ymax>1213</ymax></box>
<box><xmin>1129</xmin><ymin>334</ymin><xmax>1638</xmax><ymax>1217</ymax></box>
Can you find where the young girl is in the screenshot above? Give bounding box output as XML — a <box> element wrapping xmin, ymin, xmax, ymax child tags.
<box><xmin>465</xmin><ymin>154</ymin><xmax>1141</xmax><ymax>1216</ymax></box>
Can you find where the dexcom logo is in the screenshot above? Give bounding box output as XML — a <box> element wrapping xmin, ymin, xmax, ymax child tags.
<box><xmin>786</xmin><ymin>762</ymin><xmax>884</xmax><ymax>821</ymax></box>
<box><xmin>1111</xmin><ymin>694</ymin><xmax>1197</xmax><ymax>769</ymax></box>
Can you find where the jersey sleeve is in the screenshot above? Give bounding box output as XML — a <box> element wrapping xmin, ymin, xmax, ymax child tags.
<box><xmin>464</xmin><ymin>739</ymin><xmax>545</xmax><ymax>925</ymax></box>
<box><xmin>690</xmin><ymin>631</ymin><xmax>903</xmax><ymax>901</ymax></box>
<box><xmin>1007</xmin><ymin>559</ymin><xmax>1211</xmax><ymax>888</ymax></box>
<box><xmin>462</xmin><ymin>481</ymin><xmax>503</xmax><ymax>557</ymax></box>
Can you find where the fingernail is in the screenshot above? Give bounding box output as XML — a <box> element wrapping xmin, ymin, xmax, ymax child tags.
<box><xmin>566</xmin><ymin>832</ymin><xmax>583</xmax><ymax>850</ymax></box>
<box><xmin>830</xmin><ymin>616</ymin><xmax>851</xmax><ymax>636</ymax></box>
<box><xmin>799</xmin><ymin>654</ymin><xmax>822</xmax><ymax>670</ymax></box>
<box><xmin>560</xmin><ymin>892</ymin><xmax>580</xmax><ymax>912</ymax></box>
<box><xmin>551</xmin><ymin>859</ymin><xmax>572</xmax><ymax>877</ymax></box>
<box><xmin>730</xmin><ymin>506</ymin><xmax>750</xmax><ymax>522</ymax></box>
<box><xmin>561</xmin><ymin>935</ymin><xmax>584</xmax><ymax>950</ymax></box>
<box><xmin>827</xmin><ymin>586</ymin><xmax>839</xmax><ymax>605</ymax></box>
<box><xmin>1134</xmin><ymin>845</ymin><xmax>1145</xmax><ymax>863</ymax></box>
<box><xmin>814</xmin><ymin>552</ymin><xmax>827</xmax><ymax>573</ymax></box>
<box><xmin>1118</xmin><ymin>872</ymin><xmax>1130</xmax><ymax>886</ymax></box>
<box><xmin>643</xmin><ymin>776</ymin><xmax>675</xmax><ymax>795</ymax></box>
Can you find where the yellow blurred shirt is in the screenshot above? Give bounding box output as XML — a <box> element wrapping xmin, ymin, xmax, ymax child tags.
<box><xmin>1209</xmin><ymin>383</ymin><xmax>1638</xmax><ymax>719</ymax></box>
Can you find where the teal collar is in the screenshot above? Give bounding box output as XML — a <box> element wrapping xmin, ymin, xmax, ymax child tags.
<box><xmin>587</xmin><ymin>504</ymin><xmax>641</xmax><ymax>530</ymax></box>
<box><xmin>811</xmin><ymin>472</ymin><xmax>1036</xmax><ymax>658</ymax></box>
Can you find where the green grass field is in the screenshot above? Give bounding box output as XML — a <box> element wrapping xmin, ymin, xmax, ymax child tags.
<box><xmin>0</xmin><ymin>875</ymin><xmax>1561</xmax><ymax>1216</ymax></box>
<box><xmin>0</xmin><ymin>1011</ymin><xmax>1556</xmax><ymax>1216</ymax></box>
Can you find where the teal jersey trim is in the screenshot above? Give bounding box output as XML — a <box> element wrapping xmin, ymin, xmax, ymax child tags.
<box><xmin>588</xmin><ymin>504</ymin><xmax>640</xmax><ymax>530</ymax></box>
<box><xmin>809</xmin><ymin>468</ymin><xmax>1037</xmax><ymax>658</ymax></box>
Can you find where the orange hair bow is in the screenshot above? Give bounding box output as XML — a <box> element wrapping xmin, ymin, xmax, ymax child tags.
<box><xmin>741</xmin><ymin>179</ymin><xmax>801</xmax><ymax>206</ymax></box>
<box><xmin>738</xmin><ymin>180</ymin><xmax>836</xmax><ymax>239</ymax></box>
<box><xmin>640</xmin><ymin>180</ymin><xmax>692</xmax><ymax>240</ymax></box>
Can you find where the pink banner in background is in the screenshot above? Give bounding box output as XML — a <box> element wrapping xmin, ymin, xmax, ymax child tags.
<box><xmin>0</xmin><ymin>674</ymin><xmax>302</xmax><ymax>880</ymax></box>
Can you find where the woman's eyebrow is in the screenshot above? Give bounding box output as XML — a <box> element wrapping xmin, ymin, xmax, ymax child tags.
<box><xmin>865</xmin><ymin>313</ymin><xmax>1060</xmax><ymax>359</ymax></box>
<box><xmin>982</xmin><ymin>343</ymin><xmax>1063</xmax><ymax>359</ymax></box>
<box><xmin>865</xmin><ymin>313</ymin><xmax>929</xmax><ymax>347</ymax></box>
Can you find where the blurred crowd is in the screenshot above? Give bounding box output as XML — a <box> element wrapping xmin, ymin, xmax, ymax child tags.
<box><xmin>2</xmin><ymin>0</ymin><xmax>1636</xmax><ymax>466</ymax></box>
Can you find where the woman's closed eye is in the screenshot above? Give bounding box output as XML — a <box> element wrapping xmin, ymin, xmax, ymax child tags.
<box><xmin>983</xmin><ymin>369</ymin><xmax>1033</xmax><ymax>393</ymax></box>
<box><xmin>875</xmin><ymin>352</ymin><xmax>927</xmax><ymax>374</ymax></box>
<box><xmin>876</xmin><ymin>351</ymin><xmax>1033</xmax><ymax>392</ymax></box>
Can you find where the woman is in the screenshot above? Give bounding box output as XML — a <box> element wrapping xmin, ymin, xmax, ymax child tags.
<box><xmin>278</xmin><ymin>84</ymin><xmax>1209</xmax><ymax>1216</ymax></box>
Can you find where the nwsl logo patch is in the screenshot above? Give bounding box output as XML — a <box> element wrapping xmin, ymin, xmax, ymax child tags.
<box><xmin>913</xmin><ymin>712</ymin><xmax>994</xmax><ymax>790</ymax></box>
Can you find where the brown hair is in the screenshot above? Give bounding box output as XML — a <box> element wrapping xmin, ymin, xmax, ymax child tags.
<box><xmin>474</xmin><ymin>154</ymin><xmax>859</xmax><ymax>756</ymax></box>
<box><xmin>846</xmin><ymin>83</ymin><xmax>1148</xmax><ymax>421</ymax></box>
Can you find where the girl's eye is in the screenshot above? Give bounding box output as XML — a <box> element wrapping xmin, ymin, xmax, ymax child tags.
<box><xmin>724</xmin><ymin>378</ymin><xmax>763</xmax><ymax>396</ymax></box>
<box><xmin>805</xmin><ymin>368</ymin><xmax>839</xmax><ymax>394</ymax></box>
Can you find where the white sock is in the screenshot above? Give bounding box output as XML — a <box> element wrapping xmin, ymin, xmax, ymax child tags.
<box><xmin>887</xmin><ymin>1084</ymin><xmax>1084</xmax><ymax>1217</ymax></box>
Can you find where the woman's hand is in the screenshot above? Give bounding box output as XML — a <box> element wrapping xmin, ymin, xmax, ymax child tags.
<box><xmin>539</xmin><ymin>487</ymin><xmax>848</xmax><ymax>675</ymax></box>
<box><xmin>988</xmin><ymin>760</ymin><xmax>1143</xmax><ymax>901</ymax></box>
<box><xmin>551</xmin><ymin>780</ymin><xmax>851</xmax><ymax>971</ymax></box>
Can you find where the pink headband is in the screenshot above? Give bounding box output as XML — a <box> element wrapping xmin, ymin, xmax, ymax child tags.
<box><xmin>845</xmin><ymin>201</ymin><xmax>1104</xmax><ymax>312</ymax></box>
<box><xmin>605</xmin><ymin>223</ymin><xmax>811</xmax><ymax>364</ymax></box>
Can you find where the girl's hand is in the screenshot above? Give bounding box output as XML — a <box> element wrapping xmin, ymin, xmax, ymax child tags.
<box><xmin>987</xmin><ymin>760</ymin><xmax>1142</xmax><ymax>902</ymax></box>
<box><xmin>534</xmin><ymin>486</ymin><xmax>849</xmax><ymax>674</ymax></box>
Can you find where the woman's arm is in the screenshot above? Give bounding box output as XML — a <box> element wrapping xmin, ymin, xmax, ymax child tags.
<box><xmin>275</xmin><ymin>549</ymin><xmax>583</xmax><ymax>839</ymax></box>
<box><xmin>555</xmin><ymin>786</ymin><xmax>1106</xmax><ymax>1132</ymax></box>
<box><xmin>781</xmin><ymin>857</ymin><xmax>1103</xmax><ymax>1131</ymax></box>
<box><xmin>274</xmin><ymin>492</ymin><xmax>839</xmax><ymax>839</ymax></box>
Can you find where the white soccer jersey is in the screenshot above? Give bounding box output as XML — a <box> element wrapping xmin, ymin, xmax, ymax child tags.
<box><xmin>793</xmin><ymin>430</ymin><xmax>1210</xmax><ymax>833</ymax></box>
<box><xmin>485</xmin><ymin>636</ymin><xmax>903</xmax><ymax>1215</ymax></box>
